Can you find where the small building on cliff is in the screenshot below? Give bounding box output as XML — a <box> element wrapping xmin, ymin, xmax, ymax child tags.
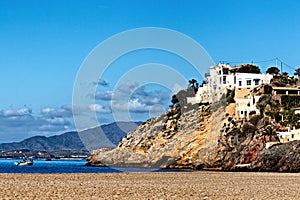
<box><xmin>187</xmin><ymin>63</ymin><xmax>273</xmax><ymax>119</ymax></box>
<box><xmin>187</xmin><ymin>63</ymin><xmax>273</xmax><ymax>104</ymax></box>
<box><xmin>278</xmin><ymin>127</ymin><xmax>300</xmax><ymax>143</ymax></box>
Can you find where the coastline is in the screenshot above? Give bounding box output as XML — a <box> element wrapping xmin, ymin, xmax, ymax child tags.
<box><xmin>1</xmin><ymin>171</ymin><xmax>300</xmax><ymax>199</ymax></box>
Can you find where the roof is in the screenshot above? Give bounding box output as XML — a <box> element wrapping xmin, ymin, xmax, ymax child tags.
<box><xmin>273</xmin><ymin>87</ymin><xmax>300</xmax><ymax>91</ymax></box>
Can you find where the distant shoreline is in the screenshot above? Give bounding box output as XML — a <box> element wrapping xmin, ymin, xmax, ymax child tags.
<box><xmin>0</xmin><ymin>149</ymin><xmax>90</xmax><ymax>160</ymax></box>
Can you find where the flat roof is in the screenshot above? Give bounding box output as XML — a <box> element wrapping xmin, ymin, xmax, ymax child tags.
<box><xmin>273</xmin><ymin>87</ymin><xmax>300</xmax><ymax>91</ymax></box>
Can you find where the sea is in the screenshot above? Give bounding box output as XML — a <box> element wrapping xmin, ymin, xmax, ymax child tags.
<box><xmin>0</xmin><ymin>159</ymin><xmax>174</xmax><ymax>174</ymax></box>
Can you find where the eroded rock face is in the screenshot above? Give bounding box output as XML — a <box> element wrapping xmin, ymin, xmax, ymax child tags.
<box><xmin>87</xmin><ymin>100</ymin><xmax>300</xmax><ymax>172</ymax></box>
<box><xmin>87</xmin><ymin>103</ymin><xmax>227</xmax><ymax>168</ymax></box>
<box><xmin>206</xmin><ymin>116</ymin><xmax>279</xmax><ymax>171</ymax></box>
<box><xmin>252</xmin><ymin>141</ymin><xmax>300</xmax><ymax>172</ymax></box>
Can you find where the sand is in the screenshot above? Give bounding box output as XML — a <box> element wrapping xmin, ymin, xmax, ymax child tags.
<box><xmin>0</xmin><ymin>171</ymin><xmax>299</xmax><ymax>199</ymax></box>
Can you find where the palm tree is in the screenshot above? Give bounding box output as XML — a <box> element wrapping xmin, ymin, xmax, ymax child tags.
<box><xmin>294</xmin><ymin>68</ymin><xmax>300</xmax><ymax>85</ymax></box>
<box><xmin>188</xmin><ymin>79</ymin><xmax>199</xmax><ymax>94</ymax></box>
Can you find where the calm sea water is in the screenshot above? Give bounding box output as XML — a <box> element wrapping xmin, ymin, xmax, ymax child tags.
<box><xmin>0</xmin><ymin>159</ymin><xmax>175</xmax><ymax>174</ymax></box>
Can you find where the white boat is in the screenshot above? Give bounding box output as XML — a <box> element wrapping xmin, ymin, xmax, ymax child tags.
<box><xmin>14</xmin><ymin>159</ymin><xmax>34</xmax><ymax>166</ymax></box>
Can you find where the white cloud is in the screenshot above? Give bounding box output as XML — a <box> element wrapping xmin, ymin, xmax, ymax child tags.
<box><xmin>92</xmin><ymin>79</ymin><xmax>109</xmax><ymax>86</ymax></box>
<box><xmin>107</xmin><ymin>82</ymin><xmax>172</xmax><ymax>114</ymax></box>
<box><xmin>90</xmin><ymin>91</ymin><xmax>113</xmax><ymax>101</ymax></box>
<box><xmin>0</xmin><ymin>106</ymin><xmax>75</xmax><ymax>143</ymax></box>
<box><xmin>113</xmin><ymin>98</ymin><xmax>167</xmax><ymax>113</ymax></box>
<box><xmin>128</xmin><ymin>99</ymin><xmax>150</xmax><ymax>113</ymax></box>
<box><xmin>117</xmin><ymin>82</ymin><xmax>139</xmax><ymax>94</ymax></box>
<box><xmin>1</xmin><ymin>108</ymin><xmax>32</xmax><ymax>117</ymax></box>
<box><xmin>41</xmin><ymin>105</ymin><xmax>72</xmax><ymax>117</ymax></box>
<box><xmin>45</xmin><ymin>117</ymin><xmax>70</xmax><ymax>125</ymax></box>
<box><xmin>89</xmin><ymin>104</ymin><xmax>111</xmax><ymax>113</ymax></box>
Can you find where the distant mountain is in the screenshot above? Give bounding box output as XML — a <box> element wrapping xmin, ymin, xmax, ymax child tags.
<box><xmin>0</xmin><ymin>122</ymin><xmax>141</xmax><ymax>151</ymax></box>
<box><xmin>0</xmin><ymin>132</ymin><xmax>84</xmax><ymax>151</ymax></box>
<box><xmin>78</xmin><ymin>121</ymin><xmax>142</xmax><ymax>150</ymax></box>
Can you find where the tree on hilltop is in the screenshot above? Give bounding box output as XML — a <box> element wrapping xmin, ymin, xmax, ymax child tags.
<box><xmin>266</xmin><ymin>66</ymin><xmax>280</xmax><ymax>75</ymax></box>
<box><xmin>171</xmin><ymin>95</ymin><xmax>179</xmax><ymax>107</ymax></box>
<box><xmin>282</xmin><ymin>72</ymin><xmax>289</xmax><ymax>76</ymax></box>
<box><xmin>188</xmin><ymin>79</ymin><xmax>199</xmax><ymax>94</ymax></box>
<box><xmin>294</xmin><ymin>68</ymin><xmax>300</xmax><ymax>78</ymax></box>
<box><xmin>237</xmin><ymin>64</ymin><xmax>261</xmax><ymax>74</ymax></box>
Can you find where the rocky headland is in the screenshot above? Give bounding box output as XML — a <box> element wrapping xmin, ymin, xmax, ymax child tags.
<box><xmin>87</xmin><ymin>85</ymin><xmax>300</xmax><ymax>172</ymax></box>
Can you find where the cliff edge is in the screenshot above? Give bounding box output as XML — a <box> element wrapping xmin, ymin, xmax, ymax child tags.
<box><xmin>87</xmin><ymin>88</ymin><xmax>300</xmax><ymax>172</ymax></box>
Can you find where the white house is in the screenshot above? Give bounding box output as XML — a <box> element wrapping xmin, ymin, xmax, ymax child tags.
<box><xmin>188</xmin><ymin>63</ymin><xmax>273</xmax><ymax>105</ymax></box>
<box><xmin>277</xmin><ymin>127</ymin><xmax>300</xmax><ymax>143</ymax></box>
<box><xmin>235</xmin><ymin>90</ymin><xmax>261</xmax><ymax>118</ymax></box>
<box><xmin>187</xmin><ymin>84</ymin><xmax>210</xmax><ymax>104</ymax></box>
<box><xmin>294</xmin><ymin>107</ymin><xmax>300</xmax><ymax>115</ymax></box>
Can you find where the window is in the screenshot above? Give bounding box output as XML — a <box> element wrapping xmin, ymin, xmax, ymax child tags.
<box><xmin>223</xmin><ymin>76</ymin><xmax>226</xmax><ymax>84</ymax></box>
<box><xmin>254</xmin><ymin>79</ymin><xmax>260</xmax><ymax>85</ymax></box>
<box><xmin>240</xmin><ymin>111</ymin><xmax>243</xmax><ymax>115</ymax></box>
<box><xmin>238</xmin><ymin>81</ymin><xmax>242</xmax><ymax>86</ymax></box>
<box><xmin>223</xmin><ymin>68</ymin><xmax>229</xmax><ymax>75</ymax></box>
<box><xmin>246</xmin><ymin>80</ymin><xmax>251</xmax><ymax>86</ymax></box>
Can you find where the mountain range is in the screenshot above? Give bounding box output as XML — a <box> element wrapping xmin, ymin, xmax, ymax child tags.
<box><xmin>0</xmin><ymin>121</ymin><xmax>141</xmax><ymax>151</ymax></box>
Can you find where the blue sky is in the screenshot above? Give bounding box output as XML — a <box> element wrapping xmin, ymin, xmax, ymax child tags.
<box><xmin>0</xmin><ymin>0</ymin><xmax>300</xmax><ymax>142</ymax></box>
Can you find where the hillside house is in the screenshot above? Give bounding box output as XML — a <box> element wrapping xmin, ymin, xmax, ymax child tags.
<box><xmin>294</xmin><ymin>107</ymin><xmax>300</xmax><ymax>115</ymax></box>
<box><xmin>186</xmin><ymin>63</ymin><xmax>300</xmax><ymax>144</ymax></box>
<box><xmin>235</xmin><ymin>88</ymin><xmax>261</xmax><ymax>118</ymax></box>
<box><xmin>187</xmin><ymin>63</ymin><xmax>273</xmax><ymax>104</ymax></box>
<box><xmin>273</xmin><ymin>87</ymin><xmax>300</xmax><ymax>95</ymax></box>
<box><xmin>278</xmin><ymin>127</ymin><xmax>300</xmax><ymax>143</ymax></box>
<box><xmin>187</xmin><ymin>63</ymin><xmax>273</xmax><ymax>119</ymax></box>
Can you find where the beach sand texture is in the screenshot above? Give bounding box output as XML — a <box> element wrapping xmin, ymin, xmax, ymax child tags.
<box><xmin>0</xmin><ymin>171</ymin><xmax>299</xmax><ymax>199</ymax></box>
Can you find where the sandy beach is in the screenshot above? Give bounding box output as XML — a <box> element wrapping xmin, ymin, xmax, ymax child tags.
<box><xmin>0</xmin><ymin>171</ymin><xmax>299</xmax><ymax>199</ymax></box>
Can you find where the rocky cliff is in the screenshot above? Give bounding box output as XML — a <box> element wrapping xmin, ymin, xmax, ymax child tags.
<box><xmin>87</xmin><ymin>90</ymin><xmax>300</xmax><ymax>172</ymax></box>
<box><xmin>87</xmin><ymin>101</ymin><xmax>229</xmax><ymax>169</ymax></box>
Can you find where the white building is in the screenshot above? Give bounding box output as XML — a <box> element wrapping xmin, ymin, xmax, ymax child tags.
<box><xmin>235</xmin><ymin>91</ymin><xmax>261</xmax><ymax>118</ymax></box>
<box><xmin>188</xmin><ymin>63</ymin><xmax>273</xmax><ymax>105</ymax></box>
<box><xmin>277</xmin><ymin>127</ymin><xmax>300</xmax><ymax>143</ymax></box>
<box><xmin>187</xmin><ymin>84</ymin><xmax>210</xmax><ymax>104</ymax></box>
<box><xmin>294</xmin><ymin>107</ymin><xmax>300</xmax><ymax>115</ymax></box>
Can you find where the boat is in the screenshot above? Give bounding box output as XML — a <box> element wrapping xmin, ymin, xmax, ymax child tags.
<box><xmin>14</xmin><ymin>159</ymin><xmax>34</xmax><ymax>166</ymax></box>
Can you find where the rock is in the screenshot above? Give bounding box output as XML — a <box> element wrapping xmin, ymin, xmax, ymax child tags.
<box><xmin>87</xmin><ymin>91</ymin><xmax>300</xmax><ymax>172</ymax></box>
